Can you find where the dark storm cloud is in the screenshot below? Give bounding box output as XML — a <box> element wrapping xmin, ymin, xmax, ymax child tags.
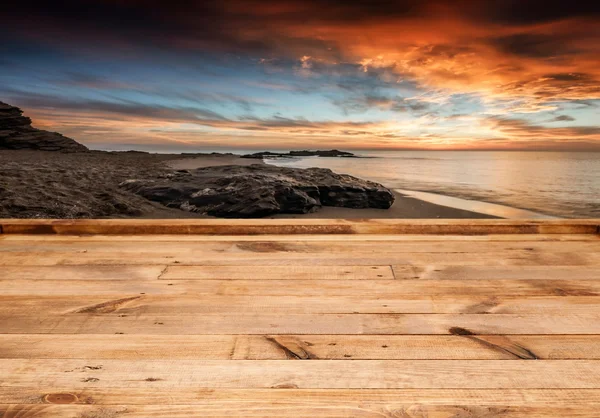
<box><xmin>489</xmin><ymin>34</ymin><xmax>578</xmax><ymax>59</ymax></box>
<box><xmin>5</xmin><ymin>0</ymin><xmax>598</xmax><ymax>29</ymax></box>
<box><xmin>3</xmin><ymin>0</ymin><xmax>599</xmax><ymax>74</ymax></box>
<box><xmin>2</xmin><ymin>1</ymin><xmax>270</xmax><ymax>55</ymax></box>
<box><xmin>474</xmin><ymin>0</ymin><xmax>600</xmax><ymax>25</ymax></box>
<box><xmin>545</xmin><ymin>73</ymin><xmax>592</xmax><ymax>82</ymax></box>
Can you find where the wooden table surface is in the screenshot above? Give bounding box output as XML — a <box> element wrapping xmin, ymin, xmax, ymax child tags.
<box><xmin>1</xmin><ymin>219</ymin><xmax>599</xmax><ymax>417</ymax></box>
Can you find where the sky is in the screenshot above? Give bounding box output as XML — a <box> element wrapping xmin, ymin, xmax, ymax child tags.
<box><xmin>1</xmin><ymin>0</ymin><xmax>600</xmax><ymax>151</ymax></box>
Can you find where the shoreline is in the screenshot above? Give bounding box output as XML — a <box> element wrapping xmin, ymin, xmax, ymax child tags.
<box><xmin>263</xmin><ymin>155</ymin><xmax>565</xmax><ymax>220</ymax></box>
<box><xmin>169</xmin><ymin>155</ymin><xmax>499</xmax><ymax>219</ymax></box>
<box><xmin>1</xmin><ymin>150</ymin><xmax>552</xmax><ymax>220</ymax></box>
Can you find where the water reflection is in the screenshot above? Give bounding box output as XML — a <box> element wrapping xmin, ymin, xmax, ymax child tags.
<box><xmin>270</xmin><ymin>151</ymin><xmax>600</xmax><ymax>218</ymax></box>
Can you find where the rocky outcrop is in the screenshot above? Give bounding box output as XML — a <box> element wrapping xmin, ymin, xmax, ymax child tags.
<box><xmin>0</xmin><ymin>101</ymin><xmax>88</xmax><ymax>152</ymax></box>
<box><xmin>241</xmin><ymin>149</ymin><xmax>358</xmax><ymax>159</ymax></box>
<box><xmin>120</xmin><ymin>164</ymin><xmax>395</xmax><ymax>218</ymax></box>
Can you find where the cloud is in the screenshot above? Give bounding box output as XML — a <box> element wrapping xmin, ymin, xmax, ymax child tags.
<box><xmin>486</xmin><ymin>116</ymin><xmax>600</xmax><ymax>141</ymax></box>
<box><xmin>2</xmin><ymin>0</ymin><xmax>599</xmax><ymax>150</ymax></box>
<box><xmin>551</xmin><ymin>115</ymin><xmax>576</xmax><ymax>122</ymax></box>
<box><xmin>489</xmin><ymin>33</ymin><xmax>578</xmax><ymax>59</ymax></box>
<box><xmin>3</xmin><ymin>91</ymin><xmax>230</xmax><ymax>124</ymax></box>
<box><xmin>332</xmin><ymin>94</ymin><xmax>430</xmax><ymax>115</ymax></box>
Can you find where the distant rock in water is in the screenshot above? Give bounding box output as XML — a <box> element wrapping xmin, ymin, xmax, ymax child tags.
<box><xmin>241</xmin><ymin>149</ymin><xmax>358</xmax><ymax>159</ymax></box>
<box><xmin>120</xmin><ymin>164</ymin><xmax>395</xmax><ymax>218</ymax></box>
<box><xmin>0</xmin><ymin>101</ymin><xmax>88</xmax><ymax>152</ymax></box>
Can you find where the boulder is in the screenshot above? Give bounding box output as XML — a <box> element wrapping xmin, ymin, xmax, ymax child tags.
<box><xmin>120</xmin><ymin>164</ymin><xmax>395</xmax><ymax>218</ymax></box>
<box><xmin>0</xmin><ymin>101</ymin><xmax>88</xmax><ymax>152</ymax></box>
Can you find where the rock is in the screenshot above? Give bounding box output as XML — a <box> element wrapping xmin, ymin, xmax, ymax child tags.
<box><xmin>120</xmin><ymin>164</ymin><xmax>395</xmax><ymax>218</ymax></box>
<box><xmin>0</xmin><ymin>101</ymin><xmax>88</xmax><ymax>152</ymax></box>
<box><xmin>241</xmin><ymin>149</ymin><xmax>358</xmax><ymax>159</ymax></box>
<box><xmin>290</xmin><ymin>149</ymin><xmax>356</xmax><ymax>157</ymax></box>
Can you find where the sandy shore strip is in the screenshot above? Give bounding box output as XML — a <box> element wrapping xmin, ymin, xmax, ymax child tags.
<box><xmin>270</xmin><ymin>191</ymin><xmax>497</xmax><ymax>219</ymax></box>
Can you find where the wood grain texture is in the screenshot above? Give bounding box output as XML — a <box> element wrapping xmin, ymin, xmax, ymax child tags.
<box><xmin>0</xmin><ymin>265</ymin><xmax>166</xmax><ymax>280</ymax></box>
<box><xmin>2</xmin><ymin>218</ymin><xmax>599</xmax><ymax>235</ymax></box>
<box><xmin>2</xmin><ymin>279</ymin><xmax>600</xmax><ymax>296</ymax></box>
<box><xmin>2</xmin><ymin>334</ymin><xmax>600</xmax><ymax>360</ymax></box>
<box><xmin>4</xmin><ymin>233</ymin><xmax>599</xmax><ymax>241</ymax></box>
<box><xmin>1</xmin><ymin>404</ymin><xmax>599</xmax><ymax>417</ymax></box>
<box><xmin>1</xmin><ymin>221</ymin><xmax>600</xmax><ymax>414</ymax></box>
<box><xmin>4</xmin><ymin>238</ymin><xmax>600</xmax><ymax>253</ymax></box>
<box><xmin>3</xmin><ymin>294</ymin><xmax>600</xmax><ymax>314</ymax></box>
<box><xmin>2</xmin><ymin>388</ymin><xmax>600</xmax><ymax>406</ymax></box>
<box><xmin>2</xmin><ymin>313</ymin><xmax>600</xmax><ymax>334</ymax></box>
<box><xmin>2</xmin><ymin>250</ymin><xmax>599</xmax><ymax>266</ymax></box>
<box><xmin>2</xmin><ymin>359</ymin><xmax>600</xmax><ymax>388</ymax></box>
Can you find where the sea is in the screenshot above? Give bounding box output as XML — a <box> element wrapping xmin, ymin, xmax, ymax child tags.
<box><xmin>268</xmin><ymin>151</ymin><xmax>600</xmax><ymax>219</ymax></box>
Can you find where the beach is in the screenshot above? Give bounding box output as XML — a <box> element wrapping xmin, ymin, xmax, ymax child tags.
<box><xmin>270</xmin><ymin>190</ymin><xmax>496</xmax><ymax>219</ymax></box>
<box><xmin>0</xmin><ymin>151</ymin><xmax>498</xmax><ymax>219</ymax></box>
<box><xmin>270</xmin><ymin>151</ymin><xmax>600</xmax><ymax>219</ymax></box>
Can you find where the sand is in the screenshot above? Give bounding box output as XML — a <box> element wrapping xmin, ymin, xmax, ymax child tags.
<box><xmin>0</xmin><ymin>151</ymin><xmax>495</xmax><ymax>219</ymax></box>
<box><xmin>270</xmin><ymin>191</ymin><xmax>496</xmax><ymax>219</ymax></box>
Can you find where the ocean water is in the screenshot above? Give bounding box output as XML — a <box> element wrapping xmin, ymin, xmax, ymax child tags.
<box><xmin>269</xmin><ymin>151</ymin><xmax>600</xmax><ymax>219</ymax></box>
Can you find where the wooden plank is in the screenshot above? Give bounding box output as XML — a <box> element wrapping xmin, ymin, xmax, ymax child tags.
<box><xmin>3</xmin><ymin>388</ymin><xmax>600</xmax><ymax>407</ymax></box>
<box><xmin>161</xmin><ymin>265</ymin><xmax>393</xmax><ymax>280</ymax></box>
<box><xmin>4</xmin><ymin>233</ymin><xmax>599</xmax><ymax>242</ymax></box>
<box><xmin>1</xmin><ymin>225</ymin><xmax>599</xmax><ymax>413</ymax></box>
<box><xmin>2</xmin><ymin>219</ymin><xmax>599</xmax><ymax>235</ymax></box>
<box><xmin>4</xmin><ymin>294</ymin><xmax>600</xmax><ymax>315</ymax></box>
<box><xmin>2</xmin><ymin>279</ymin><xmax>600</xmax><ymax>297</ymax></box>
<box><xmin>165</xmin><ymin>265</ymin><xmax>600</xmax><ymax>280</ymax></box>
<box><xmin>2</xmin><ymin>359</ymin><xmax>600</xmax><ymax>388</ymax></box>
<box><xmin>397</xmin><ymin>265</ymin><xmax>600</xmax><ymax>280</ymax></box>
<box><xmin>0</xmin><ymin>265</ymin><xmax>390</xmax><ymax>281</ymax></box>
<box><xmin>1</xmin><ymin>404</ymin><xmax>598</xmax><ymax>417</ymax></box>
<box><xmin>2</xmin><ymin>250</ymin><xmax>599</xmax><ymax>266</ymax></box>
<box><xmin>2</xmin><ymin>334</ymin><xmax>600</xmax><ymax>360</ymax></box>
<box><xmin>0</xmin><ymin>265</ymin><xmax>166</xmax><ymax>280</ymax></box>
<box><xmin>217</xmin><ymin>266</ymin><xmax>394</xmax><ymax>280</ymax></box>
<box><xmin>1</xmin><ymin>313</ymin><xmax>600</xmax><ymax>334</ymax></box>
<box><xmin>3</xmin><ymin>239</ymin><xmax>600</xmax><ymax>253</ymax></box>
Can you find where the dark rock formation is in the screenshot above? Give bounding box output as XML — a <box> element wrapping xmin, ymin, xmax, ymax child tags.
<box><xmin>241</xmin><ymin>149</ymin><xmax>358</xmax><ymax>159</ymax></box>
<box><xmin>120</xmin><ymin>164</ymin><xmax>395</xmax><ymax>218</ymax></box>
<box><xmin>0</xmin><ymin>101</ymin><xmax>88</xmax><ymax>152</ymax></box>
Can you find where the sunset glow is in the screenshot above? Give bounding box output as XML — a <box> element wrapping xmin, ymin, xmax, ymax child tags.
<box><xmin>2</xmin><ymin>0</ymin><xmax>599</xmax><ymax>151</ymax></box>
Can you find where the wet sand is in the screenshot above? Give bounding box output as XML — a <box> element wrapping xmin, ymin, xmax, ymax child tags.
<box><xmin>270</xmin><ymin>191</ymin><xmax>496</xmax><ymax>219</ymax></box>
